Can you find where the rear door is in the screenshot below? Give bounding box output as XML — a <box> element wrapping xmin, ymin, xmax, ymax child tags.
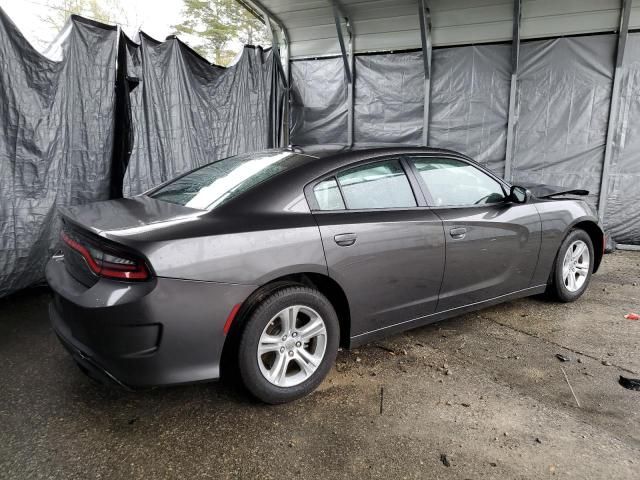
<box><xmin>307</xmin><ymin>157</ymin><xmax>445</xmax><ymax>337</ymax></box>
<box><xmin>405</xmin><ymin>155</ymin><xmax>541</xmax><ymax>312</ymax></box>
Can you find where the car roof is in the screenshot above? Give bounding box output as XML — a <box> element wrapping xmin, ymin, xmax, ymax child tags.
<box><xmin>283</xmin><ymin>144</ymin><xmax>470</xmax><ymax>161</ymax></box>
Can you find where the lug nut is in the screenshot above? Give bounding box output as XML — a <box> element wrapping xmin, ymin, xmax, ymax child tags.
<box><xmin>282</xmin><ymin>335</ymin><xmax>287</xmax><ymax>341</ymax></box>
<box><xmin>279</xmin><ymin>347</ymin><xmax>285</xmax><ymax>353</ymax></box>
<box><xmin>288</xmin><ymin>350</ymin><xmax>294</xmax><ymax>357</ymax></box>
<box><xmin>292</xmin><ymin>332</ymin><xmax>298</xmax><ymax>337</ymax></box>
<box><xmin>295</xmin><ymin>341</ymin><xmax>301</xmax><ymax>347</ymax></box>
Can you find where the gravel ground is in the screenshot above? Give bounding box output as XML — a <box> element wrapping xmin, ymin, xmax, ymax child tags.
<box><xmin>0</xmin><ymin>251</ymin><xmax>639</xmax><ymax>479</ymax></box>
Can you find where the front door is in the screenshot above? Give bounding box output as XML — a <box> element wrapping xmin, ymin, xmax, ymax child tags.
<box><xmin>309</xmin><ymin>158</ymin><xmax>445</xmax><ymax>337</ymax></box>
<box><xmin>405</xmin><ymin>155</ymin><xmax>541</xmax><ymax>312</ymax></box>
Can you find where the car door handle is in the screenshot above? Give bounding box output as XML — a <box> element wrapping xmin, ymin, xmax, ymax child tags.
<box><xmin>449</xmin><ymin>227</ymin><xmax>467</xmax><ymax>239</ymax></box>
<box><xmin>334</xmin><ymin>233</ymin><xmax>357</xmax><ymax>247</ymax></box>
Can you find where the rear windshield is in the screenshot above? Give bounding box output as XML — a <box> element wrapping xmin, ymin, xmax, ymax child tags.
<box><xmin>148</xmin><ymin>151</ymin><xmax>299</xmax><ymax>209</ymax></box>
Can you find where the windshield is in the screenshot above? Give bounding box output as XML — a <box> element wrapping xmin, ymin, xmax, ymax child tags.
<box><xmin>149</xmin><ymin>151</ymin><xmax>299</xmax><ymax>209</ymax></box>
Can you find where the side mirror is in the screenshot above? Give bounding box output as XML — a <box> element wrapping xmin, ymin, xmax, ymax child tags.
<box><xmin>509</xmin><ymin>185</ymin><xmax>529</xmax><ymax>204</ymax></box>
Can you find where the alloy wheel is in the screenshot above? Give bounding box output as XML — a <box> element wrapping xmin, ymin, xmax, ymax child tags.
<box><xmin>257</xmin><ymin>305</ymin><xmax>328</xmax><ymax>387</ymax></box>
<box><xmin>562</xmin><ymin>240</ymin><xmax>590</xmax><ymax>292</ymax></box>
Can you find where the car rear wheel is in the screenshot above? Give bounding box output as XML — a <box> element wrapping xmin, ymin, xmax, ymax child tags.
<box><xmin>237</xmin><ymin>285</ymin><xmax>339</xmax><ymax>404</ymax></box>
<box><xmin>548</xmin><ymin>229</ymin><xmax>594</xmax><ymax>302</ymax></box>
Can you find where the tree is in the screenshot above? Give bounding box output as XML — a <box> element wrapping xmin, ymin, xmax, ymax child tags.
<box><xmin>173</xmin><ymin>0</ymin><xmax>269</xmax><ymax>66</ymax></box>
<box><xmin>40</xmin><ymin>0</ymin><xmax>130</xmax><ymax>34</ymax></box>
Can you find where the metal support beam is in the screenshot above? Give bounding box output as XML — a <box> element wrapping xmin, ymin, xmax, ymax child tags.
<box><xmin>236</xmin><ymin>0</ymin><xmax>290</xmax><ymax>146</ymax></box>
<box><xmin>504</xmin><ymin>0</ymin><xmax>522</xmax><ymax>182</ymax></box>
<box><xmin>332</xmin><ymin>5</ymin><xmax>352</xmax><ymax>84</ymax></box>
<box><xmin>418</xmin><ymin>0</ymin><xmax>432</xmax><ymax>146</ymax></box>
<box><xmin>347</xmin><ymin>19</ymin><xmax>354</xmax><ymax>147</ymax></box>
<box><xmin>330</xmin><ymin>1</ymin><xmax>354</xmax><ymax>146</ymax></box>
<box><xmin>598</xmin><ymin>0</ymin><xmax>632</xmax><ymax>223</ymax></box>
<box><xmin>260</xmin><ymin>10</ymin><xmax>279</xmax><ymax>148</ymax></box>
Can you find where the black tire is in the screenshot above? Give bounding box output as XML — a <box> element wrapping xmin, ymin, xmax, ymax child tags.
<box><xmin>237</xmin><ymin>285</ymin><xmax>339</xmax><ymax>404</ymax></box>
<box><xmin>547</xmin><ymin>229</ymin><xmax>594</xmax><ymax>302</ymax></box>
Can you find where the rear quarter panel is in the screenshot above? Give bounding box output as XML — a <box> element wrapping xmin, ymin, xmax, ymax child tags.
<box><xmin>119</xmin><ymin>212</ymin><xmax>329</xmax><ymax>285</ymax></box>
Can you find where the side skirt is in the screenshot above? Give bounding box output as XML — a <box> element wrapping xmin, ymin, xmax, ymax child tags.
<box><xmin>348</xmin><ymin>285</ymin><xmax>547</xmax><ymax>348</ymax></box>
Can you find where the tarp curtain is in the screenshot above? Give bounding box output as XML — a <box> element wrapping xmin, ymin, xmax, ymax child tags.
<box><xmin>0</xmin><ymin>10</ymin><xmax>117</xmax><ymax>297</ymax></box>
<box><xmin>1</xmin><ymin>6</ymin><xmax>639</xmax><ymax>299</ymax></box>
<box><xmin>290</xmin><ymin>57</ymin><xmax>348</xmax><ymax>145</ymax></box>
<box><xmin>429</xmin><ymin>45</ymin><xmax>510</xmax><ymax>177</ymax></box>
<box><xmin>0</xmin><ymin>9</ymin><xmax>281</xmax><ymax>298</ymax></box>
<box><xmin>290</xmin><ymin>34</ymin><xmax>637</xmax><ymax>243</ymax></box>
<box><xmin>602</xmin><ymin>33</ymin><xmax>640</xmax><ymax>244</ymax></box>
<box><xmin>122</xmin><ymin>34</ymin><xmax>280</xmax><ymax>196</ymax></box>
<box><xmin>354</xmin><ymin>52</ymin><xmax>424</xmax><ymax>146</ymax></box>
<box><xmin>512</xmin><ymin>35</ymin><xmax>615</xmax><ymax>208</ymax></box>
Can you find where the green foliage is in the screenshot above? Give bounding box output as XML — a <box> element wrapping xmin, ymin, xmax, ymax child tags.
<box><xmin>38</xmin><ymin>0</ymin><xmax>267</xmax><ymax>66</ymax></box>
<box><xmin>173</xmin><ymin>0</ymin><xmax>269</xmax><ymax>66</ymax></box>
<box><xmin>40</xmin><ymin>0</ymin><xmax>130</xmax><ymax>32</ymax></box>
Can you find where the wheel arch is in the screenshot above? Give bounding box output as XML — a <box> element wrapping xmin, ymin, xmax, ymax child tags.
<box><xmin>220</xmin><ymin>272</ymin><xmax>352</xmax><ymax>378</ymax></box>
<box><xmin>570</xmin><ymin>219</ymin><xmax>604</xmax><ymax>273</ymax></box>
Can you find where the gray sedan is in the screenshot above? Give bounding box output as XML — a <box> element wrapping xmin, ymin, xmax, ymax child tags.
<box><xmin>46</xmin><ymin>146</ymin><xmax>603</xmax><ymax>403</ymax></box>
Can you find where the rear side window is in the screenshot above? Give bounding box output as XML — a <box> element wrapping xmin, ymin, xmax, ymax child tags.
<box><xmin>313</xmin><ymin>178</ymin><xmax>345</xmax><ymax>210</ymax></box>
<box><xmin>410</xmin><ymin>157</ymin><xmax>505</xmax><ymax>207</ymax></box>
<box><xmin>336</xmin><ymin>160</ymin><xmax>416</xmax><ymax>209</ymax></box>
<box><xmin>149</xmin><ymin>151</ymin><xmax>299</xmax><ymax>210</ymax></box>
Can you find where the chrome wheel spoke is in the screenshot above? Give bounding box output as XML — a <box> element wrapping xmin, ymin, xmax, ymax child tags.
<box><xmin>258</xmin><ymin>334</ymin><xmax>282</xmax><ymax>355</ymax></box>
<box><xmin>282</xmin><ymin>306</ymin><xmax>299</xmax><ymax>333</ymax></box>
<box><xmin>294</xmin><ymin>350</ymin><xmax>317</xmax><ymax>377</ymax></box>
<box><xmin>298</xmin><ymin>317</ymin><xmax>326</xmax><ymax>341</ymax></box>
<box><xmin>297</xmin><ymin>361</ymin><xmax>315</xmax><ymax>378</ymax></box>
<box><xmin>269</xmin><ymin>351</ymin><xmax>289</xmax><ymax>384</ymax></box>
<box><xmin>575</xmin><ymin>265</ymin><xmax>589</xmax><ymax>276</ymax></box>
<box><xmin>572</xmin><ymin>242</ymin><xmax>586</xmax><ymax>261</ymax></box>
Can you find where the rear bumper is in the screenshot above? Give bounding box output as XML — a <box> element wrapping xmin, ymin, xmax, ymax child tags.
<box><xmin>52</xmin><ymin>318</ymin><xmax>132</xmax><ymax>389</ymax></box>
<box><xmin>46</xmin><ymin>256</ymin><xmax>256</xmax><ymax>388</ymax></box>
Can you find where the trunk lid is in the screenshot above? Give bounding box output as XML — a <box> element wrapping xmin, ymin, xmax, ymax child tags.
<box><xmin>59</xmin><ymin>195</ymin><xmax>206</xmax><ymax>246</ymax></box>
<box><xmin>58</xmin><ymin>196</ymin><xmax>204</xmax><ymax>285</ymax></box>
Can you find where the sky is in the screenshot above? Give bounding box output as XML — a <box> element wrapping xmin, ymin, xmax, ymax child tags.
<box><xmin>1</xmin><ymin>0</ymin><xmax>184</xmax><ymax>45</ymax></box>
<box><xmin>0</xmin><ymin>0</ymin><xmax>257</xmax><ymax>59</ymax></box>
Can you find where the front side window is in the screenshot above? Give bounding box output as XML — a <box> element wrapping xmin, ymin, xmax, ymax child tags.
<box><xmin>410</xmin><ymin>157</ymin><xmax>505</xmax><ymax>207</ymax></box>
<box><xmin>336</xmin><ymin>159</ymin><xmax>417</xmax><ymax>209</ymax></box>
<box><xmin>149</xmin><ymin>151</ymin><xmax>300</xmax><ymax>210</ymax></box>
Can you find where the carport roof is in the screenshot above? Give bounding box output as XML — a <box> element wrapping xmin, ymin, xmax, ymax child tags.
<box><xmin>239</xmin><ymin>0</ymin><xmax>640</xmax><ymax>59</ymax></box>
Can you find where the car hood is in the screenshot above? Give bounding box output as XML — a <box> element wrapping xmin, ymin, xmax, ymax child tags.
<box><xmin>519</xmin><ymin>182</ymin><xmax>589</xmax><ymax>199</ymax></box>
<box><xmin>59</xmin><ymin>196</ymin><xmax>206</xmax><ymax>240</ymax></box>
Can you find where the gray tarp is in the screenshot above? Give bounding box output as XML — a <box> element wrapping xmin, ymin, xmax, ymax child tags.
<box><xmin>123</xmin><ymin>34</ymin><xmax>279</xmax><ymax>196</ymax></box>
<box><xmin>429</xmin><ymin>44</ymin><xmax>510</xmax><ymax>176</ymax></box>
<box><xmin>354</xmin><ymin>52</ymin><xmax>424</xmax><ymax>145</ymax></box>
<box><xmin>0</xmin><ymin>11</ymin><xmax>117</xmax><ymax>297</ymax></box>
<box><xmin>290</xmin><ymin>34</ymin><xmax>637</xmax><ymax>243</ymax></box>
<box><xmin>602</xmin><ymin>33</ymin><xmax>640</xmax><ymax>244</ymax></box>
<box><xmin>292</xmin><ymin>45</ymin><xmax>511</xmax><ymax>175</ymax></box>
<box><xmin>1</xmin><ymin>9</ymin><xmax>639</xmax><ymax>300</ymax></box>
<box><xmin>290</xmin><ymin>57</ymin><xmax>348</xmax><ymax>145</ymax></box>
<box><xmin>0</xmin><ymin>11</ymin><xmax>281</xmax><ymax>298</ymax></box>
<box><xmin>512</xmin><ymin>35</ymin><xmax>615</xmax><ymax>207</ymax></box>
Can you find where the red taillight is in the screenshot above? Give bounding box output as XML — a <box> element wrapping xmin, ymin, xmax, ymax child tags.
<box><xmin>61</xmin><ymin>231</ymin><xmax>149</xmax><ymax>280</ymax></box>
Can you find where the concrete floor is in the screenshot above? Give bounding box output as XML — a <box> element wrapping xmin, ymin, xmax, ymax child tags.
<box><xmin>1</xmin><ymin>252</ymin><xmax>639</xmax><ymax>479</ymax></box>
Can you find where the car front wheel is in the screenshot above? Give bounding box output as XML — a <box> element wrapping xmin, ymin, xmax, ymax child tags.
<box><xmin>548</xmin><ymin>229</ymin><xmax>594</xmax><ymax>302</ymax></box>
<box><xmin>237</xmin><ymin>285</ymin><xmax>339</xmax><ymax>404</ymax></box>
